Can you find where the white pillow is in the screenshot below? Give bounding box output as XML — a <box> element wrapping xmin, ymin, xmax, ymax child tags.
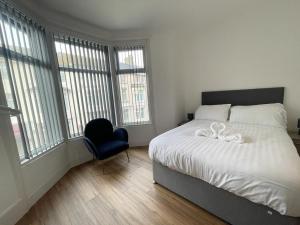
<box><xmin>195</xmin><ymin>104</ymin><xmax>231</xmax><ymax>122</ymax></box>
<box><xmin>229</xmin><ymin>103</ymin><xmax>287</xmax><ymax>128</ymax></box>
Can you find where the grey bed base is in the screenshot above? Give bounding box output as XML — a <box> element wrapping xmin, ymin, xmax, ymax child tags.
<box><xmin>153</xmin><ymin>161</ymin><xmax>300</xmax><ymax>225</ymax></box>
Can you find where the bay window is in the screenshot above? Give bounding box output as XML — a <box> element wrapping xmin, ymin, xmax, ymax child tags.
<box><xmin>0</xmin><ymin>2</ymin><xmax>152</xmax><ymax>163</ymax></box>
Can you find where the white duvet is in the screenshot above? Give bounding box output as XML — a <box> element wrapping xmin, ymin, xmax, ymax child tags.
<box><xmin>149</xmin><ymin>120</ymin><xmax>300</xmax><ymax>217</ymax></box>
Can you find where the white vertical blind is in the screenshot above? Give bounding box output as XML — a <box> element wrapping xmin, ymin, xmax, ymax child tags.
<box><xmin>114</xmin><ymin>45</ymin><xmax>150</xmax><ymax>125</ymax></box>
<box><xmin>0</xmin><ymin>2</ymin><xmax>63</xmax><ymax>160</ymax></box>
<box><xmin>54</xmin><ymin>35</ymin><xmax>115</xmax><ymax>138</ymax></box>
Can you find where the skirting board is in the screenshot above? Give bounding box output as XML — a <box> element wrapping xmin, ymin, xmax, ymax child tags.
<box><xmin>0</xmin><ymin>198</ymin><xmax>27</xmax><ymax>225</ymax></box>
<box><xmin>153</xmin><ymin>161</ymin><xmax>300</xmax><ymax>225</ymax></box>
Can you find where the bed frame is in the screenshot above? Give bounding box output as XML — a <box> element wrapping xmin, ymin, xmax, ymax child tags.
<box><xmin>152</xmin><ymin>87</ymin><xmax>300</xmax><ymax>225</ymax></box>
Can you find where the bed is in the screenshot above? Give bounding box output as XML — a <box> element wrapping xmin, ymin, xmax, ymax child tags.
<box><xmin>149</xmin><ymin>87</ymin><xmax>300</xmax><ymax>225</ymax></box>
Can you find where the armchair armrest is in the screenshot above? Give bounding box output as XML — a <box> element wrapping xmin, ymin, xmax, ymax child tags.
<box><xmin>113</xmin><ymin>128</ymin><xmax>128</xmax><ymax>142</ymax></box>
<box><xmin>83</xmin><ymin>137</ymin><xmax>98</xmax><ymax>157</ymax></box>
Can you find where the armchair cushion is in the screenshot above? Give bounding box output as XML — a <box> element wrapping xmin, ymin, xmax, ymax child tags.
<box><xmin>96</xmin><ymin>140</ymin><xmax>129</xmax><ymax>160</ymax></box>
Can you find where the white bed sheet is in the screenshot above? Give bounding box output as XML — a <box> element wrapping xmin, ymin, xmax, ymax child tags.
<box><xmin>149</xmin><ymin>120</ymin><xmax>300</xmax><ymax>217</ymax></box>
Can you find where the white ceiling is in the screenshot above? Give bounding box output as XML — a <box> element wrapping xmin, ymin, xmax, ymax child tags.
<box><xmin>20</xmin><ymin>0</ymin><xmax>260</xmax><ymax>32</ymax></box>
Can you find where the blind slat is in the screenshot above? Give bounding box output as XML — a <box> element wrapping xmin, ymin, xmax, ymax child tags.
<box><xmin>63</xmin><ymin>37</ymin><xmax>80</xmax><ymax>135</ymax></box>
<box><xmin>99</xmin><ymin>46</ymin><xmax>110</xmax><ymax>119</ymax></box>
<box><xmin>72</xmin><ymin>38</ymin><xmax>86</xmax><ymax>133</ymax></box>
<box><xmin>94</xmin><ymin>49</ymin><xmax>105</xmax><ymax>118</ymax></box>
<box><xmin>68</xmin><ymin>37</ymin><xmax>83</xmax><ymax>134</ymax></box>
<box><xmin>80</xmin><ymin>40</ymin><xmax>91</xmax><ymax>124</ymax></box>
<box><xmin>58</xmin><ymin>40</ymin><xmax>75</xmax><ymax>136</ymax></box>
<box><xmin>95</xmin><ymin>46</ymin><xmax>105</xmax><ymax>118</ymax></box>
<box><xmin>88</xmin><ymin>44</ymin><xmax>97</xmax><ymax>119</ymax></box>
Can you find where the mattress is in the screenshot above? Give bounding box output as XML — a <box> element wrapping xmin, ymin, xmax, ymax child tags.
<box><xmin>149</xmin><ymin>120</ymin><xmax>300</xmax><ymax>217</ymax></box>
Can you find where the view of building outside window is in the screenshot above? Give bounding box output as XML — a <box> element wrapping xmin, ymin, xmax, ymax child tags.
<box><xmin>118</xmin><ymin>74</ymin><xmax>149</xmax><ymax>124</ymax></box>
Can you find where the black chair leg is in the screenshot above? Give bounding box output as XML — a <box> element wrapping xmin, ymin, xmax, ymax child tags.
<box><xmin>125</xmin><ymin>150</ymin><xmax>130</xmax><ymax>163</ymax></box>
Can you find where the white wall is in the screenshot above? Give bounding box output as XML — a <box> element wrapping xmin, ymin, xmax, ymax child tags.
<box><xmin>179</xmin><ymin>0</ymin><xmax>300</xmax><ymax>131</ymax></box>
<box><xmin>0</xmin><ymin>134</ymin><xmax>22</xmax><ymax>224</ymax></box>
<box><xmin>149</xmin><ymin>31</ymin><xmax>185</xmax><ymax>133</ymax></box>
<box><xmin>15</xmin><ymin>0</ymin><xmax>112</xmax><ymax>42</ymax></box>
<box><xmin>0</xmin><ymin>114</ymin><xmax>28</xmax><ymax>225</ymax></box>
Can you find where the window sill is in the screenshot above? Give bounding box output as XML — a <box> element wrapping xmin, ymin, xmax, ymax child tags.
<box><xmin>121</xmin><ymin>122</ymin><xmax>152</xmax><ymax>127</ymax></box>
<box><xmin>20</xmin><ymin>141</ymin><xmax>66</xmax><ymax>167</ymax></box>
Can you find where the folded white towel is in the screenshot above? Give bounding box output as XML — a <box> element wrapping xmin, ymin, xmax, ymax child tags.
<box><xmin>217</xmin><ymin>122</ymin><xmax>245</xmax><ymax>144</ymax></box>
<box><xmin>195</xmin><ymin>122</ymin><xmax>244</xmax><ymax>144</ymax></box>
<box><xmin>218</xmin><ymin>132</ymin><xmax>245</xmax><ymax>144</ymax></box>
<box><xmin>194</xmin><ymin>122</ymin><xmax>219</xmax><ymax>139</ymax></box>
<box><xmin>195</xmin><ymin>128</ymin><xmax>217</xmax><ymax>138</ymax></box>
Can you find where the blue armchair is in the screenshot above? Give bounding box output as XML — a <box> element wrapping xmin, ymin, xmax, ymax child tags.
<box><xmin>83</xmin><ymin>118</ymin><xmax>129</xmax><ymax>161</ymax></box>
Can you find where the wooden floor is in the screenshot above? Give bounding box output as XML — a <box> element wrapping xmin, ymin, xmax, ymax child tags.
<box><xmin>16</xmin><ymin>148</ymin><xmax>228</xmax><ymax>225</ymax></box>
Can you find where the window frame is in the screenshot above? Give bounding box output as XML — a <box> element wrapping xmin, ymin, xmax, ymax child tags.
<box><xmin>112</xmin><ymin>41</ymin><xmax>153</xmax><ymax>127</ymax></box>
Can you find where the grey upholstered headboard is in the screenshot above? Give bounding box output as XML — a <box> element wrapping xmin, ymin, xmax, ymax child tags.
<box><xmin>202</xmin><ymin>87</ymin><xmax>284</xmax><ymax>106</ymax></box>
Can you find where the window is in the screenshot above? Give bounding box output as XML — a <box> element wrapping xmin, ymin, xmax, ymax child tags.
<box><xmin>54</xmin><ymin>36</ymin><xmax>115</xmax><ymax>138</ymax></box>
<box><xmin>115</xmin><ymin>45</ymin><xmax>150</xmax><ymax>125</ymax></box>
<box><xmin>0</xmin><ymin>7</ymin><xmax>63</xmax><ymax>161</ymax></box>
